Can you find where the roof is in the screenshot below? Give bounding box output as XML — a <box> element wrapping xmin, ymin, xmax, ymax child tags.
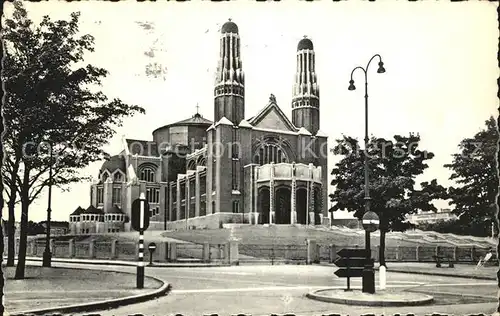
<box><xmin>100</xmin><ymin>155</ymin><xmax>126</xmax><ymax>173</ymax></box>
<box><xmin>248</xmin><ymin>96</ymin><xmax>297</xmax><ymax>132</ymax></box>
<box><xmin>126</xmin><ymin>139</ymin><xmax>159</xmax><ymax>157</ymax></box>
<box><xmin>40</xmin><ymin>221</ymin><xmax>69</xmax><ymax>228</ymax></box>
<box><xmin>107</xmin><ymin>205</ymin><xmax>124</xmax><ymax>215</ymax></box>
<box><xmin>298</xmin><ymin>37</ymin><xmax>314</xmax><ymax>51</ymax></box>
<box><xmin>152</xmin><ymin>113</ymin><xmax>213</xmax><ymax>134</ymax></box>
<box><xmin>174</xmin><ymin>113</ymin><xmax>213</xmax><ymax>126</ymax></box>
<box><xmin>221</xmin><ymin>20</ymin><xmax>238</xmax><ymax>34</ymax></box>
<box><xmin>70</xmin><ymin>206</ymin><xmax>84</xmax><ymax>216</ymax></box>
<box><xmin>83</xmin><ymin>205</ymin><xmax>104</xmax><ymax>215</ymax></box>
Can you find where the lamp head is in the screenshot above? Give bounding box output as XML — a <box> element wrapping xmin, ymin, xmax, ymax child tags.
<box><xmin>348</xmin><ymin>79</ymin><xmax>356</xmax><ymax>91</ymax></box>
<box><xmin>377</xmin><ymin>61</ymin><xmax>386</xmax><ymax>74</ymax></box>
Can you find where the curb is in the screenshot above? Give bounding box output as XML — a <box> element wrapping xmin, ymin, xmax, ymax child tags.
<box><xmin>24</xmin><ymin>257</ymin><xmax>228</xmax><ymax>268</ymax></box>
<box><xmin>10</xmin><ymin>264</ymin><xmax>172</xmax><ymax>316</ymax></box>
<box><xmin>384</xmin><ymin>268</ymin><xmax>497</xmax><ymax>281</ymax></box>
<box><xmin>320</xmin><ymin>263</ymin><xmax>497</xmax><ymax>281</ymax></box>
<box><xmin>306</xmin><ymin>289</ymin><xmax>434</xmax><ymax>307</ymax></box>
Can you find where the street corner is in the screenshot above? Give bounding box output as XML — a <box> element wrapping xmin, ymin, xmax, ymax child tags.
<box><xmin>4</xmin><ymin>264</ymin><xmax>170</xmax><ymax>316</ymax></box>
<box><xmin>306</xmin><ymin>288</ymin><xmax>434</xmax><ymax>307</ymax></box>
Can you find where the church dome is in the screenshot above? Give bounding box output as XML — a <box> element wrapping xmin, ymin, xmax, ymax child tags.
<box><xmin>221</xmin><ymin>20</ymin><xmax>238</xmax><ymax>34</ymax></box>
<box><xmin>297</xmin><ymin>37</ymin><xmax>314</xmax><ymax>51</ymax></box>
<box><xmin>100</xmin><ymin>155</ymin><xmax>126</xmax><ymax>173</ymax></box>
<box><xmin>154</xmin><ymin>113</ymin><xmax>213</xmax><ymax>131</ymax></box>
<box><xmin>173</xmin><ymin>113</ymin><xmax>213</xmax><ymax>126</ymax></box>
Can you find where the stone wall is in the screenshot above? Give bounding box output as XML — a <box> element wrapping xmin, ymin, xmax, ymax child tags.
<box><xmin>166</xmin><ymin>212</ymin><xmax>251</xmax><ymax>230</ymax></box>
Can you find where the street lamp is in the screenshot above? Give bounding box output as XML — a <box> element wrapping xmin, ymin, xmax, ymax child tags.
<box><xmin>348</xmin><ymin>54</ymin><xmax>385</xmax><ymax>294</ymax></box>
<box><xmin>42</xmin><ymin>141</ymin><xmax>53</xmax><ymax>267</ymax></box>
<box><xmin>362</xmin><ymin>210</ymin><xmax>379</xmax><ymax>293</ymax></box>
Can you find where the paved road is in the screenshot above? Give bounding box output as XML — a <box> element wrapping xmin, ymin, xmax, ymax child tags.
<box><xmin>46</xmin><ymin>262</ymin><xmax>497</xmax><ymax>316</ymax></box>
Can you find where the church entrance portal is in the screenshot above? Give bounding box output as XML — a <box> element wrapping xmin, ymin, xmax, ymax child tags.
<box><xmin>296</xmin><ymin>188</ymin><xmax>307</xmax><ymax>225</ymax></box>
<box><xmin>258</xmin><ymin>188</ymin><xmax>270</xmax><ymax>224</ymax></box>
<box><xmin>314</xmin><ymin>186</ymin><xmax>322</xmax><ymax>225</ymax></box>
<box><xmin>275</xmin><ymin>187</ymin><xmax>291</xmax><ymax>224</ymax></box>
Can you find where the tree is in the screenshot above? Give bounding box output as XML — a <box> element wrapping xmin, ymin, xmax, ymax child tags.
<box><xmin>329</xmin><ymin>133</ymin><xmax>447</xmax><ymax>266</ymax></box>
<box><xmin>444</xmin><ymin>116</ymin><xmax>499</xmax><ymax>237</ymax></box>
<box><xmin>0</xmin><ymin>4</ymin><xmax>6</xmax><ymax>313</ymax></box>
<box><xmin>2</xmin><ymin>2</ymin><xmax>145</xmax><ymax>279</ymax></box>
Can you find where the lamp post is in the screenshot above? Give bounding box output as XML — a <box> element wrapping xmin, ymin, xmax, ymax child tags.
<box><xmin>348</xmin><ymin>54</ymin><xmax>385</xmax><ymax>294</ymax></box>
<box><xmin>361</xmin><ymin>210</ymin><xmax>379</xmax><ymax>293</ymax></box>
<box><xmin>42</xmin><ymin>141</ymin><xmax>53</xmax><ymax>267</ymax></box>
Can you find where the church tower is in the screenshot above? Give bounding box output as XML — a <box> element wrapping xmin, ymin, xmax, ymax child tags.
<box><xmin>214</xmin><ymin>19</ymin><xmax>245</xmax><ymax>125</ymax></box>
<box><xmin>292</xmin><ymin>36</ymin><xmax>320</xmax><ymax>135</ymax></box>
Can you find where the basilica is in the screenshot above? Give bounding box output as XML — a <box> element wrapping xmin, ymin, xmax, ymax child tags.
<box><xmin>69</xmin><ymin>20</ymin><xmax>329</xmax><ymax>234</ymax></box>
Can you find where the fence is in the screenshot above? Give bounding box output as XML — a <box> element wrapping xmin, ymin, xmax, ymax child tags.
<box><xmin>10</xmin><ymin>313</ymin><xmax>491</xmax><ymax>316</ymax></box>
<box><xmin>5</xmin><ymin>237</ymin><xmax>494</xmax><ymax>265</ymax></box>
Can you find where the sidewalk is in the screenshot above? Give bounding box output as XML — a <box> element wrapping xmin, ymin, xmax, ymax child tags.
<box><xmin>377</xmin><ymin>262</ymin><xmax>498</xmax><ymax>280</ymax></box>
<box><xmin>4</xmin><ymin>262</ymin><xmax>166</xmax><ymax>315</ymax></box>
<box><xmin>23</xmin><ymin>256</ymin><xmax>228</xmax><ymax>267</ymax></box>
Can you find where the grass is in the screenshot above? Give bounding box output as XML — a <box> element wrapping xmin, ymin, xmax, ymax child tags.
<box><xmin>161</xmin><ymin>225</ymin><xmax>455</xmax><ymax>248</ymax></box>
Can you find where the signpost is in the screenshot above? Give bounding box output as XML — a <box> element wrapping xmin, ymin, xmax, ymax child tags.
<box><xmin>131</xmin><ymin>193</ymin><xmax>150</xmax><ymax>289</ymax></box>
<box><xmin>334</xmin><ymin>248</ymin><xmax>368</xmax><ymax>291</ymax></box>
<box><xmin>148</xmin><ymin>242</ymin><xmax>157</xmax><ymax>266</ymax></box>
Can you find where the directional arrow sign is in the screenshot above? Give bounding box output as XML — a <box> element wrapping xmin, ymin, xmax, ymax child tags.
<box><xmin>334</xmin><ymin>257</ymin><xmax>367</xmax><ymax>268</ymax></box>
<box><xmin>337</xmin><ymin>248</ymin><xmax>368</xmax><ymax>258</ymax></box>
<box><xmin>334</xmin><ymin>268</ymin><xmax>364</xmax><ymax>278</ymax></box>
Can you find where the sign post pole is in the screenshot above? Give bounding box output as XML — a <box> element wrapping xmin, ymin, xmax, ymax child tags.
<box><xmin>148</xmin><ymin>242</ymin><xmax>157</xmax><ymax>266</ymax></box>
<box><xmin>131</xmin><ymin>193</ymin><xmax>150</xmax><ymax>290</ymax></box>
<box><xmin>137</xmin><ymin>193</ymin><xmax>146</xmax><ymax>289</ymax></box>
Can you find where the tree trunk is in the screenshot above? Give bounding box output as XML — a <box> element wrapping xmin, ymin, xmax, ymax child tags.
<box><xmin>6</xmin><ymin>201</ymin><xmax>16</xmax><ymax>267</ymax></box>
<box><xmin>15</xmin><ymin>168</ymin><xmax>30</xmax><ymax>280</ymax></box>
<box><xmin>0</xmin><ymin>195</ymin><xmax>5</xmax><ymax>316</ymax></box>
<box><xmin>6</xmin><ymin>159</ymin><xmax>20</xmax><ymax>267</ymax></box>
<box><xmin>14</xmin><ymin>198</ymin><xmax>28</xmax><ymax>279</ymax></box>
<box><xmin>379</xmin><ymin>229</ymin><xmax>387</xmax><ymax>268</ymax></box>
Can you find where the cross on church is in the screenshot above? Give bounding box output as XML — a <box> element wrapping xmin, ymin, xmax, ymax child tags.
<box><xmin>196</xmin><ymin>103</ymin><xmax>199</xmax><ymax>114</ymax></box>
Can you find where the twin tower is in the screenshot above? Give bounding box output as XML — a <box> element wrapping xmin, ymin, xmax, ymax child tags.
<box><xmin>213</xmin><ymin>20</ymin><xmax>320</xmax><ymax>135</ymax></box>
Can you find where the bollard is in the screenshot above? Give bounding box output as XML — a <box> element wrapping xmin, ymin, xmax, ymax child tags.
<box><xmin>89</xmin><ymin>239</ymin><xmax>95</xmax><ymax>259</ymax></box>
<box><xmin>379</xmin><ymin>265</ymin><xmax>386</xmax><ymax>290</ymax></box>
<box><xmin>202</xmin><ymin>242</ymin><xmax>210</xmax><ymax>263</ymax></box>
<box><xmin>111</xmin><ymin>240</ymin><xmax>118</xmax><ymax>259</ymax></box>
<box><xmin>169</xmin><ymin>242</ymin><xmax>177</xmax><ymax>262</ymax></box>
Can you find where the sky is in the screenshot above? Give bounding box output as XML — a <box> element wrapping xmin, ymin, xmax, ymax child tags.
<box><xmin>4</xmin><ymin>1</ymin><xmax>498</xmax><ymax>222</ymax></box>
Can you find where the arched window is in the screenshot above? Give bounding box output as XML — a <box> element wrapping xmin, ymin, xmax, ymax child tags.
<box><xmin>146</xmin><ymin>187</ymin><xmax>160</xmax><ymax>204</ymax></box>
<box><xmin>253</xmin><ymin>142</ymin><xmax>289</xmax><ymax>166</ymax></box>
<box><xmin>232</xmin><ymin>201</ymin><xmax>239</xmax><ymax>214</ymax></box>
<box><xmin>140</xmin><ymin>167</ymin><xmax>156</xmax><ymax>182</ymax></box>
<box><xmin>114</xmin><ymin>172</ymin><xmax>123</xmax><ymax>182</ymax></box>
<box><xmin>197</xmin><ymin>157</ymin><xmax>206</xmax><ymax>167</ymax></box>
<box><xmin>102</xmin><ymin>172</ymin><xmax>109</xmax><ymax>182</ymax></box>
<box><xmin>187</xmin><ymin>160</ymin><xmax>196</xmax><ymax>170</ymax></box>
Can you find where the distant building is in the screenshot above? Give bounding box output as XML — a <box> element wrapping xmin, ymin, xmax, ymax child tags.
<box><xmin>69</xmin><ymin>20</ymin><xmax>329</xmax><ymax>234</ymax></box>
<box><xmin>1</xmin><ymin>220</ymin><xmax>21</xmax><ymax>237</ymax></box>
<box><xmin>407</xmin><ymin>208</ymin><xmax>457</xmax><ymax>225</ymax></box>
<box><xmin>39</xmin><ymin>221</ymin><xmax>69</xmax><ymax>236</ymax></box>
